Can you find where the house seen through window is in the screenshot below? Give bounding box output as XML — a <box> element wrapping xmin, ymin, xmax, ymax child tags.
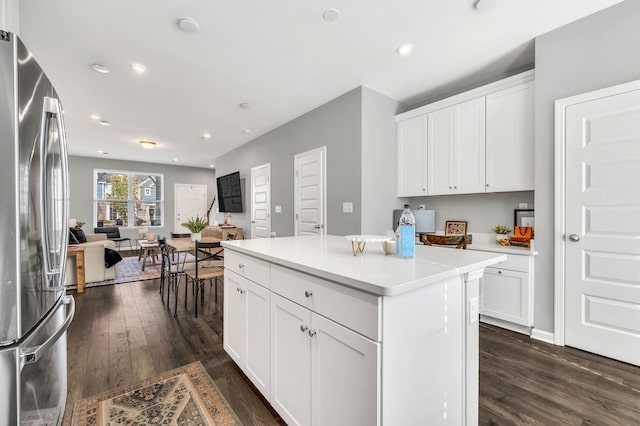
<box><xmin>94</xmin><ymin>169</ymin><xmax>164</xmax><ymax>228</ymax></box>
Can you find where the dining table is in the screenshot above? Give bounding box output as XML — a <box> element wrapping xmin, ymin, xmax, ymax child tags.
<box><xmin>167</xmin><ymin>236</ymin><xmax>222</xmax><ymax>252</ymax></box>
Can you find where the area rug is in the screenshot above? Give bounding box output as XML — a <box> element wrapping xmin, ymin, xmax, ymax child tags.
<box><xmin>71</xmin><ymin>361</ymin><xmax>241</xmax><ymax>426</ymax></box>
<box><xmin>66</xmin><ymin>253</ymin><xmax>195</xmax><ymax>290</ymax></box>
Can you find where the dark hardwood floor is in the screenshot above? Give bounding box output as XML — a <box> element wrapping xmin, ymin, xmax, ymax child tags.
<box><xmin>62</xmin><ymin>277</ymin><xmax>640</xmax><ymax>425</ymax></box>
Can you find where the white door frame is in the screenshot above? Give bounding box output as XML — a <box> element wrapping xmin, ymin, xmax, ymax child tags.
<box><xmin>294</xmin><ymin>146</ymin><xmax>327</xmax><ymax>236</ymax></box>
<box><xmin>553</xmin><ymin>78</ymin><xmax>640</xmax><ymax>346</ymax></box>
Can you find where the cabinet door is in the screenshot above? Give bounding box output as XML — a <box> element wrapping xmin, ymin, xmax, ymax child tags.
<box><xmin>223</xmin><ymin>271</ymin><xmax>245</xmax><ymax>365</ymax></box>
<box><xmin>486</xmin><ymin>82</ymin><xmax>534</xmax><ymax>192</ymax></box>
<box><xmin>427</xmin><ymin>106</ymin><xmax>455</xmax><ymax>195</ymax></box>
<box><xmin>310</xmin><ymin>313</ymin><xmax>380</xmax><ymax>426</ymax></box>
<box><xmin>396</xmin><ymin>115</ymin><xmax>428</xmax><ymax>196</ymax></box>
<box><xmin>271</xmin><ymin>294</ymin><xmax>311</xmax><ymax>426</ymax></box>
<box><xmin>481</xmin><ymin>268</ymin><xmax>532</xmax><ymax>326</ymax></box>
<box><xmin>455</xmin><ymin>97</ymin><xmax>486</xmax><ymax>194</ymax></box>
<box><xmin>244</xmin><ymin>279</ymin><xmax>271</xmax><ymax>399</ymax></box>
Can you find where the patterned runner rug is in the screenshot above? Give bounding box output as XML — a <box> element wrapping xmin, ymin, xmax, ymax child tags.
<box><xmin>71</xmin><ymin>362</ymin><xmax>241</xmax><ymax>426</ymax></box>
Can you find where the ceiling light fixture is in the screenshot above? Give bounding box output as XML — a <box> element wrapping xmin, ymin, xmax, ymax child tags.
<box><xmin>243</xmin><ymin>129</ymin><xmax>252</xmax><ymax>134</ymax></box>
<box><xmin>396</xmin><ymin>44</ymin><xmax>414</xmax><ymax>56</ymax></box>
<box><xmin>90</xmin><ymin>114</ymin><xmax>100</xmax><ymax>120</ymax></box>
<box><xmin>177</xmin><ymin>18</ymin><xmax>200</xmax><ymax>32</ymax></box>
<box><xmin>209</xmin><ymin>164</ymin><xmax>214</xmax><ymax>169</ymax></box>
<box><xmin>131</xmin><ymin>63</ymin><xmax>146</xmax><ymax>73</ymax></box>
<box><xmin>202</xmin><ymin>133</ymin><xmax>211</xmax><ymax>139</ymax></box>
<box><xmin>322</xmin><ymin>9</ymin><xmax>340</xmax><ymax>22</ymax></box>
<box><xmin>139</xmin><ymin>140</ymin><xmax>156</xmax><ymax>149</ymax></box>
<box><xmin>239</xmin><ymin>102</ymin><xmax>253</xmax><ymax>109</ymax></box>
<box><xmin>172</xmin><ymin>158</ymin><xmax>179</xmax><ymax>162</ymax></box>
<box><xmin>99</xmin><ymin>120</ymin><xmax>110</xmax><ymax>126</ymax></box>
<box><xmin>91</xmin><ymin>63</ymin><xmax>110</xmax><ymax>74</ymax></box>
<box><xmin>474</xmin><ymin>0</ymin><xmax>498</xmax><ymax>11</ymax></box>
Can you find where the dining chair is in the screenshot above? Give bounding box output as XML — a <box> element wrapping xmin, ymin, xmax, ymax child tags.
<box><xmin>185</xmin><ymin>240</ymin><xmax>224</xmax><ymax>317</ymax></box>
<box><xmin>161</xmin><ymin>240</ymin><xmax>188</xmax><ymax>317</ymax></box>
<box><xmin>157</xmin><ymin>237</ymin><xmax>167</xmax><ymax>300</ymax></box>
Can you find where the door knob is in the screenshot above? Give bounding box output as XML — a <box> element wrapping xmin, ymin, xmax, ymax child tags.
<box><xmin>314</xmin><ymin>225</ymin><xmax>321</xmax><ymax>229</ymax></box>
<box><xmin>568</xmin><ymin>234</ymin><xmax>580</xmax><ymax>242</ymax></box>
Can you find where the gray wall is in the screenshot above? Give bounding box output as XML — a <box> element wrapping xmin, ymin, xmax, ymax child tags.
<box><xmin>68</xmin><ymin>155</ymin><xmax>216</xmax><ymax>241</ymax></box>
<box><xmin>535</xmin><ymin>0</ymin><xmax>640</xmax><ymax>332</ymax></box>
<box><xmin>214</xmin><ymin>88</ymin><xmax>363</xmax><ymax>237</ymax></box>
<box><xmin>361</xmin><ymin>87</ymin><xmax>406</xmax><ymax>234</ymax></box>
<box><xmin>410</xmin><ymin>192</ymin><xmax>534</xmax><ymax>234</ymax></box>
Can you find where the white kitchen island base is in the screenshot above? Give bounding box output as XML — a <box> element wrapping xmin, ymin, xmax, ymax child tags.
<box><xmin>222</xmin><ymin>235</ymin><xmax>504</xmax><ymax>425</ymax></box>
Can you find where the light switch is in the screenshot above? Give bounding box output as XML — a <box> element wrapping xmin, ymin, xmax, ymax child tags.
<box><xmin>275</xmin><ymin>206</ymin><xmax>282</xmax><ymax>213</ymax></box>
<box><xmin>342</xmin><ymin>202</ymin><xmax>353</xmax><ymax>213</ymax></box>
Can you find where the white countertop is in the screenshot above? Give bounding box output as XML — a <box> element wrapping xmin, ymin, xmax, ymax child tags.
<box><xmin>222</xmin><ymin>235</ymin><xmax>506</xmax><ymax>296</ymax></box>
<box><xmin>465</xmin><ymin>233</ymin><xmax>538</xmax><ymax>256</ymax></box>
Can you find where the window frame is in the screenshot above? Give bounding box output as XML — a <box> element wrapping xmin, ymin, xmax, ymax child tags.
<box><xmin>93</xmin><ymin>168</ymin><xmax>165</xmax><ymax>229</ymax></box>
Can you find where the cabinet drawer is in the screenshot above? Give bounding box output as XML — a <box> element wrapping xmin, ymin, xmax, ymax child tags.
<box><xmin>271</xmin><ymin>265</ymin><xmax>381</xmax><ymax>341</ymax></box>
<box><xmin>490</xmin><ymin>253</ymin><xmax>530</xmax><ymax>272</ymax></box>
<box><xmin>225</xmin><ymin>250</ymin><xmax>270</xmax><ymax>288</ymax></box>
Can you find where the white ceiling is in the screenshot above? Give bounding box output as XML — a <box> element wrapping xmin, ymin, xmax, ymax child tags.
<box><xmin>18</xmin><ymin>0</ymin><xmax>621</xmax><ymax>169</ymax></box>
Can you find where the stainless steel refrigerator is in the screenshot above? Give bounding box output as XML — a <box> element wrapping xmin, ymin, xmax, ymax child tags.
<box><xmin>0</xmin><ymin>30</ymin><xmax>75</xmax><ymax>425</ymax></box>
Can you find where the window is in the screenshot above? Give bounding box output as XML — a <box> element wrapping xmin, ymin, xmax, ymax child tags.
<box><xmin>94</xmin><ymin>169</ymin><xmax>164</xmax><ymax>228</ymax></box>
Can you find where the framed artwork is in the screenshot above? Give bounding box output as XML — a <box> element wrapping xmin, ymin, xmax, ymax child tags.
<box><xmin>445</xmin><ymin>220</ymin><xmax>467</xmax><ymax>236</ymax></box>
<box><xmin>514</xmin><ymin>209</ymin><xmax>535</xmax><ymax>228</ymax></box>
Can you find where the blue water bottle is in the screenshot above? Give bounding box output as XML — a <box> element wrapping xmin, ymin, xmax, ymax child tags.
<box><xmin>398</xmin><ymin>204</ymin><xmax>415</xmax><ymax>258</ymax></box>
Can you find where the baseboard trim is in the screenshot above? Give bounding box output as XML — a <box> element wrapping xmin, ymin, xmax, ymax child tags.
<box><xmin>480</xmin><ymin>316</ymin><xmax>532</xmax><ymax>336</ymax></box>
<box><xmin>531</xmin><ymin>328</ymin><xmax>555</xmax><ymax>345</ymax></box>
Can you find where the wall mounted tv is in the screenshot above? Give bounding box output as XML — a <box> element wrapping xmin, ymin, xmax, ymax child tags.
<box><xmin>217</xmin><ymin>171</ymin><xmax>243</xmax><ymax>213</ymax></box>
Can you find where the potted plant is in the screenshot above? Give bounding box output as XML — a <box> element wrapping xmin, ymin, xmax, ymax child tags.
<box><xmin>493</xmin><ymin>225</ymin><xmax>512</xmax><ymax>245</ymax></box>
<box><xmin>182</xmin><ymin>215</ymin><xmax>208</xmax><ymax>241</ymax></box>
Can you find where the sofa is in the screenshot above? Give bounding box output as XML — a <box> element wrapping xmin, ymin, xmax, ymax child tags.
<box><xmin>65</xmin><ymin>233</ymin><xmax>117</xmax><ymax>285</ymax></box>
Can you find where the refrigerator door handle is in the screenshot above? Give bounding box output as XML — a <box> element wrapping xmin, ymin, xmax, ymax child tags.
<box><xmin>39</xmin><ymin>96</ymin><xmax>69</xmax><ymax>289</ymax></box>
<box><xmin>19</xmin><ymin>295</ymin><xmax>75</xmax><ymax>369</ymax></box>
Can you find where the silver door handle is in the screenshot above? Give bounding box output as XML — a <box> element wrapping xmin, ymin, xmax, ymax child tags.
<box><xmin>20</xmin><ymin>295</ymin><xmax>75</xmax><ymax>368</ymax></box>
<box><xmin>568</xmin><ymin>234</ymin><xmax>580</xmax><ymax>242</ymax></box>
<box><xmin>314</xmin><ymin>225</ymin><xmax>321</xmax><ymax>229</ymax></box>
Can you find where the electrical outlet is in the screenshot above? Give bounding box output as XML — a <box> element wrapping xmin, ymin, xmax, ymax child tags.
<box><xmin>419</xmin><ymin>204</ymin><xmax>426</xmax><ymax>210</ymax></box>
<box><xmin>342</xmin><ymin>202</ymin><xmax>353</xmax><ymax>213</ymax></box>
<box><xmin>469</xmin><ymin>297</ymin><xmax>479</xmax><ymax>325</ymax></box>
<box><xmin>275</xmin><ymin>205</ymin><xmax>282</xmax><ymax>213</ymax></box>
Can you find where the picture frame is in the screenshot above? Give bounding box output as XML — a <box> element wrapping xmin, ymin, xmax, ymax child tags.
<box><xmin>445</xmin><ymin>220</ymin><xmax>468</xmax><ymax>236</ymax></box>
<box><xmin>514</xmin><ymin>209</ymin><xmax>535</xmax><ymax>228</ymax></box>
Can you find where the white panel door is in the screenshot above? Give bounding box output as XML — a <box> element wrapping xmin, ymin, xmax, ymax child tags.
<box><xmin>174</xmin><ymin>184</ymin><xmax>207</xmax><ymax>233</ymax></box>
<box><xmin>397</xmin><ymin>115</ymin><xmax>428</xmax><ymax>196</ymax></box>
<box><xmin>251</xmin><ymin>163</ymin><xmax>271</xmax><ymax>238</ymax></box>
<box><xmin>565</xmin><ymin>88</ymin><xmax>640</xmax><ymax>366</ymax></box>
<box><xmin>294</xmin><ymin>147</ymin><xmax>326</xmax><ymax>236</ymax></box>
<box><xmin>270</xmin><ymin>294</ymin><xmax>311</xmax><ymax>426</ymax></box>
<box><xmin>311</xmin><ymin>313</ymin><xmax>379</xmax><ymax>426</ymax></box>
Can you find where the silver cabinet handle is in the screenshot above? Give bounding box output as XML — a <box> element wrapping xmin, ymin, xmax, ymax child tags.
<box><xmin>308</xmin><ymin>330</ymin><xmax>317</xmax><ymax>337</ymax></box>
<box><xmin>498</xmin><ymin>270</ymin><xmax>502</xmax><ymax>274</ymax></box>
<box><xmin>569</xmin><ymin>234</ymin><xmax>581</xmax><ymax>242</ymax></box>
<box><xmin>300</xmin><ymin>325</ymin><xmax>308</xmax><ymax>332</ymax></box>
<box><xmin>305</xmin><ymin>290</ymin><xmax>313</xmax><ymax>298</ymax></box>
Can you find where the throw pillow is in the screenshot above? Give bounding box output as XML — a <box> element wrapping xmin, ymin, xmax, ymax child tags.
<box><xmin>70</xmin><ymin>227</ymin><xmax>87</xmax><ymax>243</ymax></box>
<box><xmin>69</xmin><ymin>230</ymin><xmax>79</xmax><ymax>245</ymax></box>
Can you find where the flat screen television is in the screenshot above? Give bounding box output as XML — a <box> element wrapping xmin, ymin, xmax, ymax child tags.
<box><xmin>217</xmin><ymin>171</ymin><xmax>243</xmax><ymax>213</ymax></box>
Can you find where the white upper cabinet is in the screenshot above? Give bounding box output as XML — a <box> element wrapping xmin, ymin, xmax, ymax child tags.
<box><xmin>485</xmin><ymin>81</ymin><xmax>535</xmax><ymax>192</ymax></box>
<box><xmin>427</xmin><ymin>97</ymin><xmax>486</xmax><ymax>195</ymax></box>
<box><xmin>396</xmin><ymin>70</ymin><xmax>534</xmax><ymax>197</ymax></box>
<box><xmin>396</xmin><ymin>115</ymin><xmax>428</xmax><ymax>197</ymax></box>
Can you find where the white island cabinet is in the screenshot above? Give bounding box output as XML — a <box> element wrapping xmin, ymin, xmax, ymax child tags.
<box><xmin>222</xmin><ymin>235</ymin><xmax>506</xmax><ymax>426</ymax></box>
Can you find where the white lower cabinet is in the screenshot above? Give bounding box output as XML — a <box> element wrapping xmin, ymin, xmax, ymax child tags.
<box><xmin>480</xmin><ymin>254</ymin><xmax>534</xmax><ymax>328</ymax></box>
<box><xmin>223</xmin><ymin>270</ymin><xmax>271</xmax><ymax>399</ymax></box>
<box><xmin>270</xmin><ymin>293</ymin><xmax>379</xmax><ymax>426</ymax></box>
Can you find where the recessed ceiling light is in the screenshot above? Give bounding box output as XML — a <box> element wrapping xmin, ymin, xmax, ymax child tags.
<box><xmin>243</xmin><ymin>129</ymin><xmax>252</xmax><ymax>134</ymax></box>
<box><xmin>131</xmin><ymin>63</ymin><xmax>146</xmax><ymax>73</ymax></box>
<box><xmin>177</xmin><ymin>17</ymin><xmax>199</xmax><ymax>32</ymax></box>
<box><xmin>322</xmin><ymin>9</ymin><xmax>340</xmax><ymax>22</ymax></box>
<box><xmin>90</xmin><ymin>114</ymin><xmax>100</xmax><ymax>120</ymax></box>
<box><xmin>91</xmin><ymin>63</ymin><xmax>110</xmax><ymax>74</ymax></box>
<box><xmin>139</xmin><ymin>140</ymin><xmax>156</xmax><ymax>149</ymax></box>
<box><xmin>202</xmin><ymin>133</ymin><xmax>211</xmax><ymax>139</ymax></box>
<box><xmin>209</xmin><ymin>164</ymin><xmax>214</xmax><ymax>168</ymax></box>
<box><xmin>396</xmin><ymin>44</ymin><xmax>414</xmax><ymax>56</ymax></box>
<box><xmin>97</xmin><ymin>150</ymin><xmax>109</xmax><ymax>155</ymax></box>
<box><xmin>173</xmin><ymin>158</ymin><xmax>179</xmax><ymax>162</ymax></box>
<box><xmin>239</xmin><ymin>102</ymin><xmax>253</xmax><ymax>109</ymax></box>
<box><xmin>99</xmin><ymin>120</ymin><xmax>110</xmax><ymax>126</ymax></box>
<box><xmin>474</xmin><ymin>0</ymin><xmax>498</xmax><ymax>11</ymax></box>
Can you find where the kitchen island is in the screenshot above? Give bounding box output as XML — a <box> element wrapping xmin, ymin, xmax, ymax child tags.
<box><xmin>221</xmin><ymin>235</ymin><xmax>506</xmax><ymax>425</ymax></box>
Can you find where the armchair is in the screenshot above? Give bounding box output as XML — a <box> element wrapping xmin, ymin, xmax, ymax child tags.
<box><xmin>94</xmin><ymin>226</ymin><xmax>132</xmax><ymax>250</ymax></box>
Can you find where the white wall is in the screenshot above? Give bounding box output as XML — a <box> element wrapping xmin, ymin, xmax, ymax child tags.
<box><xmin>1</xmin><ymin>0</ymin><xmax>19</xmax><ymax>33</ymax></box>
<box><xmin>534</xmin><ymin>0</ymin><xmax>640</xmax><ymax>333</ymax></box>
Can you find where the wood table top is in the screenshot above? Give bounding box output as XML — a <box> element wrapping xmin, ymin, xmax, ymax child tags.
<box><xmin>167</xmin><ymin>237</ymin><xmax>222</xmax><ymax>252</ymax></box>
